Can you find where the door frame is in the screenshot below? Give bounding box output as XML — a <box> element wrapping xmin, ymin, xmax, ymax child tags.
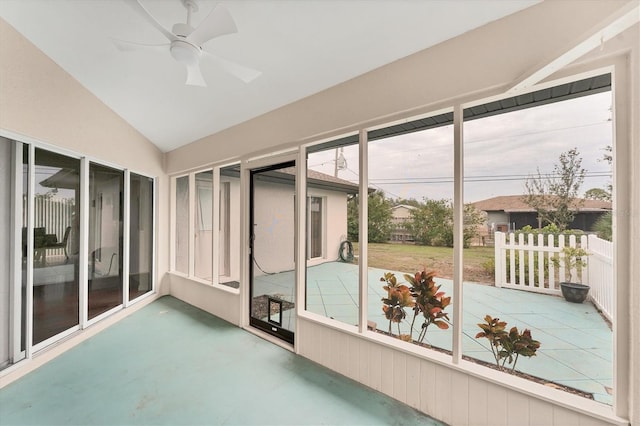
<box><xmin>247</xmin><ymin>159</ymin><xmax>297</xmax><ymax>345</ymax></box>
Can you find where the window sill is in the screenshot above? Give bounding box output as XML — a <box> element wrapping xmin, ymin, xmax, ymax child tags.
<box><xmin>168</xmin><ymin>271</ymin><xmax>240</xmax><ymax>295</ymax></box>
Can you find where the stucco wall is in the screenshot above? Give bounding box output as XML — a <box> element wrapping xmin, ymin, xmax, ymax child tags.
<box><xmin>0</xmin><ymin>18</ymin><xmax>169</xmax><ymax>294</ymax></box>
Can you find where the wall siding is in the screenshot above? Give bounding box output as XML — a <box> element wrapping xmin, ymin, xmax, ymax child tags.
<box><xmin>297</xmin><ymin>317</ymin><xmax>621</xmax><ymax>426</ymax></box>
<box><xmin>169</xmin><ymin>274</ymin><xmax>240</xmax><ymax>326</ymax></box>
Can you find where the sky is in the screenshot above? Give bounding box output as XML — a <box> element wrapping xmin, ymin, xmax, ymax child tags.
<box><xmin>307</xmin><ymin>91</ymin><xmax>613</xmax><ymax>203</ymax></box>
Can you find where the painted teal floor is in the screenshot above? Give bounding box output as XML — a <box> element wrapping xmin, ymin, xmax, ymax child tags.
<box><xmin>255</xmin><ymin>261</ymin><xmax>613</xmax><ymax>405</ymax></box>
<box><xmin>0</xmin><ymin>296</ymin><xmax>444</xmax><ymax>426</ymax></box>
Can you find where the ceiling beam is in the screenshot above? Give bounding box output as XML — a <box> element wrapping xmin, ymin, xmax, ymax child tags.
<box><xmin>508</xmin><ymin>1</ymin><xmax>639</xmax><ymax>94</ymax></box>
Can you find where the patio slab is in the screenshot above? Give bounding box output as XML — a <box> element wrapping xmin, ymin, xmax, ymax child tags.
<box><xmin>255</xmin><ymin>261</ymin><xmax>614</xmax><ymax>406</ymax></box>
<box><xmin>0</xmin><ymin>297</ymin><xmax>443</xmax><ymax>426</ymax></box>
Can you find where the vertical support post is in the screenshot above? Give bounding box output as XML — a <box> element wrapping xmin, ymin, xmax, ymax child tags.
<box><xmin>452</xmin><ymin>104</ymin><xmax>463</xmax><ymax>363</ymax></box>
<box><xmin>79</xmin><ymin>157</ymin><xmax>89</xmax><ymax>327</ymax></box>
<box><xmin>494</xmin><ymin>232</ymin><xmax>504</xmax><ymax>288</ymax></box>
<box><xmin>169</xmin><ymin>177</ymin><xmax>176</xmax><ymax>273</ymax></box>
<box><xmin>212</xmin><ymin>167</ymin><xmax>221</xmax><ymax>285</ymax></box>
<box><xmin>24</xmin><ymin>144</ymin><xmax>34</xmax><ymax>357</ymax></box>
<box><xmin>295</xmin><ymin>148</ymin><xmax>307</xmax><ymax>353</ymax></box>
<box><xmin>358</xmin><ymin>129</ymin><xmax>368</xmax><ymax>334</ymax></box>
<box><xmin>188</xmin><ymin>173</ymin><xmax>195</xmax><ymax>278</ymax></box>
<box><xmin>10</xmin><ymin>141</ymin><xmax>23</xmax><ymax>362</ymax></box>
<box><xmin>123</xmin><ymin>170</ymin><xmax>131</xmax><ymax>306</ymax></box>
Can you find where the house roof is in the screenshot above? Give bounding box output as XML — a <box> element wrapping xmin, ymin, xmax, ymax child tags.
<box><xmin>472</xmin><ymin>195</ymin><xmax>611</xmax><ymax>213</ymax></box>
<box><xmin>260</xmin><ymin>167</ymin><xmax>360</xmax><ymax>194</ymax></box>
<box><xmin>392</xmin><ymin>205</ymin><xmax>416</xmax><ymax>211</ymax></box>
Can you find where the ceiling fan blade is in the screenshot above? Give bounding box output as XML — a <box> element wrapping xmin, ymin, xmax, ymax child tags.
<box><xmin>110</xmin><ymin>38</ymin><xmax>169</xmax><ymax>52</ymax></box>
<box><xmin>203</xmin><ymin>52</ymin><xmax>261</xmax><ymax>83</ymax></box>
<box><xmin>188</xmin><ymin>4</ymin><xmax>238</xmax><ymax>46</ymax></box>
<box><xmin>124</xmin><ymin>0</ymin><xmax>176</xmax><ymax>42</ymax></box>
<box><xmin>186</xmin><ymin>63</ymin><xmax>207</xmax><ymax>87</ymax></box>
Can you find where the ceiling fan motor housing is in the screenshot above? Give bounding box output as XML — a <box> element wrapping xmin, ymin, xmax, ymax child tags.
<box><xmin>170</xmin><ymin>40</ymin><xmax>201</xmax><ymax>66</ymax></box>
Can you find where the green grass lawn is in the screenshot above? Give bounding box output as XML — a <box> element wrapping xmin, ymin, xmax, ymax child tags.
<box><xmin>353</xmin><ymin>242</ymin><xmax>495</xmax><ymax>284</ymax></box>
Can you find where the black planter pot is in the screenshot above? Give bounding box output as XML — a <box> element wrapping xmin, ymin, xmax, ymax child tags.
<box><xmin>560</xmin><ymin>282</ymin><xmax>590</xmax><ymax>303</ymax></box>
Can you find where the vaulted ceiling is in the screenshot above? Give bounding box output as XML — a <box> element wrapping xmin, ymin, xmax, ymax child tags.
<box><xmin>0</xmin><ymin>0</ymin><xmax>538</xmax><ymax>152</ymax></box>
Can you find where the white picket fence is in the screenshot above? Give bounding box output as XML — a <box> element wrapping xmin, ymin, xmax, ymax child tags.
<box><xmin>24</xmin><ymin>195</ymin><xmax>75</xmax><ymax>257</ymax></box>
<box><xmin>494</xmin><ymin>231</ymin><xmax>613</xmax><ymax>321</ymax></box>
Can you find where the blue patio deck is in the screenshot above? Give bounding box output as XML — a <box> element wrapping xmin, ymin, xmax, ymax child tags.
<box><xmin>254</xmin><ymin>261</ymin><xmax>613</xmax><ymax>405</ymax></box>
<box><xmin>0</xmin><ymin>296</ymin><xmax>443</xmax><ymax>426</ymax></box>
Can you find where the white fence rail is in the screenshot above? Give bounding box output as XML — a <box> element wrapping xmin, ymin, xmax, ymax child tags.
<box><xmin>24</xmin><ymin>196</ymin><xmax>75</xmax><ymax>258</ymax></box>
<box><xmin>494</xmin><ymin>231</ymin><xmax>613</xmax><ymax>321</ymax></box>
<box><xmin>587</xmin><ymin>234</ymin><xmax>613</xmax><ymax>321</ymax></box>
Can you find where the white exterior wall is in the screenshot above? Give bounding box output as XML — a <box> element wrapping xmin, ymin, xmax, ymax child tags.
<box><xmin>486</xmin><ymin>211</ymin><xmax>509</xmax><ymax>230</ymax></box>
<box><xmin>252</xmin><ymin>180</ymin><xmax>296</xmax><ymax>275</ymax></box>
<box><xmin>306</xmin><ymin>187</ymin><xmax>348</xmax><ymax>266</ymax></box>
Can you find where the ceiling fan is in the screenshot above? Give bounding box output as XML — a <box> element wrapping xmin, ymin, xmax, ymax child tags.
<box><xmin>113</xmin><ymin>0</ymin><xmax>261</xmax><ymax>87</ymax></box>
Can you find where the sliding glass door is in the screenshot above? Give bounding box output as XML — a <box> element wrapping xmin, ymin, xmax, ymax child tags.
<box><xmin>3</xmin><ymin>140</ymin><xmax>153</xmax><ymax>362</ymax></box>
<box><xmin>88</xmin><ymin>163</ymin><xmax>124</xmax><ymax>320</ymax></box>
<box><xmin>32</xmin><ymin>148</ymin><xmax>81</xmax><ymax>345</ymax></box>
<box><xmin>129</xmin><ymin>173</ymin><xmax>154</xmax><ymax>301</ymax></box>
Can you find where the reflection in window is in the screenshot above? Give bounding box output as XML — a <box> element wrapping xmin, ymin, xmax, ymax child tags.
<box><xmin>129</xmin><ymin>173</ymin><xmax>153</xmax><ymax>301</ymax></box>
<box><xmin>88</xmin><ymin>163</ymin><xmax>124</xmax><ymax>320</ymax></box>
<box><xmin>306</xmin><ymin>137</ymin><xmax>359</xmax><ymax>326</ymax></box>
<box><xmin>32</xmin><ymin>148</ymin><xmax>80</xmax><ymax>344</ymax></box>
<box><xmin>175</xmin><ymin>176</ymin><xmax>189</xmax><ymax>274</ymax></box>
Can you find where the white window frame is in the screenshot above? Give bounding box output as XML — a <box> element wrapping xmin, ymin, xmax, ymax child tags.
<box><xmin>306</xmin><ymin>195</ymin><xmax>325</xmax><ymax>260</ymax></box>
<box><xmin>0</xmin><ymin>132</ymin><xmax>157</xmax><ymax>366</ymax></box>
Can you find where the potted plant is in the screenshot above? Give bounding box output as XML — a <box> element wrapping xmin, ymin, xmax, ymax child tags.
<box><xmin>553</xmin><ymin>246</ymin><xmax>590</xmax><ymax>303</ymax></box>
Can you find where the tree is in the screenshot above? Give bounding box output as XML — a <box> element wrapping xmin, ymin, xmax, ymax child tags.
<box><xmin>409</xmin><ymin>199</ymin><xmax>452</xmax><ymax>246</ymax></box>
<box><xmin>586</xmin><ymin>145</ymin><xmax>613</xmax><ymax>202</ymax></box>
<box><xmin>523</xmin><ymin>147</ymin><xmax>586</xmax><ymax>231</ymax></box>
<box><xmin>347</xmin><ymin>194</ymin><xmax>359</xmax><ymax>241</ymax></box>
<box><xmin>592</xmin><ymin>211</ymin><xmax>612</xmax><ymax>241</ymax></box>
<box><xmin>408</xmin><ymin>198</ymin><xmax>484</xmax><ymax>248</ymax></box>
<box><xmin>346</xmin><ymin>190</ymin><xmax>393</xmax><ymax>243</ymax></box>
<box><xmin>584</xmin><ymin>187</ymin><xmax>610</xmax><ymax>201</ymax></box>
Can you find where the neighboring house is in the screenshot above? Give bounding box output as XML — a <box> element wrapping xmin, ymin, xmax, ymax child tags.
<box><xmin>472</xmin><ymin>195</ymin><xmax>612</xmax><ymax>233</ymax></box>
<box><xmin>390</xmin><ymin>204</ymin><xmax>415</xmax><ymax>242</ymax></box>
<box><xmin>252</xmin><ymin>167</ymin><xmax>358</xmax><ymax>274</ymax></box>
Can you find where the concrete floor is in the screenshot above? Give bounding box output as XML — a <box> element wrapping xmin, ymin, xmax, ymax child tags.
<box><xmin>0</xmin><ymin>296</ymin><xmax>444</xmax><ymax>426</ymax></box>
<box><xmin>254</xmin><ymin>261</ymin><xmax>613</xmax><ymax>405</ymax></box>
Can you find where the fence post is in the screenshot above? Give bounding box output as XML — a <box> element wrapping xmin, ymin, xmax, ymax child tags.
<box><xmin>494</xmin><ymin>232</ymin><xmax>504</xmax><ymax>288</ymax></box>
<box><xmin>548</xmin><ymin>234</ymin><xmax>556</xmax><ymax>290</ymax></box>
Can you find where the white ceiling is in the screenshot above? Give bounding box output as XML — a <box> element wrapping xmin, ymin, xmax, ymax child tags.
<box><xmin>0</xmin><ymin>0</ymin><xmax>538</xmax><ymax>152</ymax></box>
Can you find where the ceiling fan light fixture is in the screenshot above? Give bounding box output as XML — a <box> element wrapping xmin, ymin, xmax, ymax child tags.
<box><xmin>170</xmin><ymin>40</ymin><xmax>201</xmax><ymax>66</ymax></box>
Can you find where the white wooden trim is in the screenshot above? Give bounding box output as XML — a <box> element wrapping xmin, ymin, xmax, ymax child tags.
<box><xmin>123</xmin><ymin>170</ymin><xmax>131</xmax><ymax>306</ymax></box>
<box><xmin>79</xmin><ymin>157</ymin><xmax>89</xmax><ymax>327</ymax></box>
<box><xmin>452</xmin><ymin>103</ymin><xmax>463</xmax><ymax>364</ymax></box>
<box><xmin>358</xmin><ymin>129</ymin><xmax>368</xmax><ymax>334</ymax></box>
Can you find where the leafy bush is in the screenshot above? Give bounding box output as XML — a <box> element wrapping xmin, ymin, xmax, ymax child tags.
<box><xmin>482</xmin><ymin>257</ymin><xmax>495</xmax><ymax>276</ymax></box>
<box><xmin>592</xmin><ymin>211</ymin><xmax>612</xmax><ymax>241</ymax></box>
<box><xmin>380</xmin><ymin>268</ymin><xmax>451</xmax><ymax>343</ymax></box>
<box><xmin>475</xmin><ymin>315</ymin><xmax>540</xmax><ymax>373</ymax></box>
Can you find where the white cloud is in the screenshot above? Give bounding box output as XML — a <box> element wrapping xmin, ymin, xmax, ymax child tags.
<box><xmin>308</xmin><ymin>91</ymin><xmax>613</xmax><ymax>203</ymax></box>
